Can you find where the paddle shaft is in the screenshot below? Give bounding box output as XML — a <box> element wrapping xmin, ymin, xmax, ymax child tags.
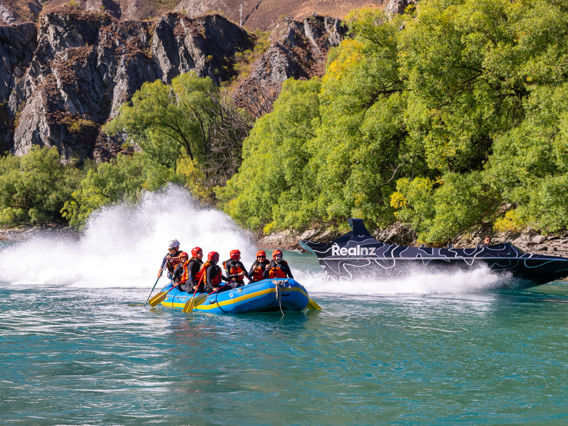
<box><xmin>148</xmin><ymin>282</ymin><xmax>182</xmax><ymax>307</ymax></box>
<box><xmin>143</xmin><ymin>273</ymin><xmax>163</xmax><ymax>305</ymax></box>
<box><xmin>182</xmin><ymin>274</ymin><xmax>205</xmax><ymax>313</ymax></box>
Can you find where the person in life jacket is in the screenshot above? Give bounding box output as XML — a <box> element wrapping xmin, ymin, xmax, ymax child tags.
<box><xmin>158</xmin><ymin>239</ymin><xmax>182</xmax><ymax>278</ymax></box>
<box><xmin>173</xmin><ymin>247</ymin><xmax>205</xmax><ymax>293</ymax></box>
<box><xmin>172</xmin><ymin>251</ymin><xmax>190</xmax><ymax>290</ymax></box>
<box><xmin>185</xmin><ymin>246</ymin><xmax>205</xmax><ymax>293</ymax></box>
<box><xmin>249</xmin><ymin>250</ymin><xmax>270</xmax><ymax>283</ymax></box>
<box><xmin>223</xmin><ymin>249</ymin><xmax>250</xmax><ymax>288</ymax></box>
<box><xmin>200</xmin><ymin>251</ymin><xmax>229</xmax><ymax>294</ymax></box>
<box><xmin>264</xmin><ymin>249</ymin><xmax>294</xmax><ymax>279</ymax></box>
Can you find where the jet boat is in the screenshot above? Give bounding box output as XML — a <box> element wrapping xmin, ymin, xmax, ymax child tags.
<box><xmin>299</xmin><ymin>219</ymin><xmax>568</xmax><ymax>287</ymax></box>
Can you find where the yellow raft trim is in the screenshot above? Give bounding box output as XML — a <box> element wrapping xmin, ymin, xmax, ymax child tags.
<box><xmin>160</xmin><ymin>285</ymin><xmax>309</xmax><ymax>310</ymax></box>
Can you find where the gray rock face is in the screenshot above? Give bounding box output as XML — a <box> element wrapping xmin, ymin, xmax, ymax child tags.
<box><xmin>532</xmin><ymin>235</ymin><xmax>547</xmax><ymax>244</ymax></box>
<box><xmin>1</xmin><ymin>9</ymin><xmax>342</xmax><ymax>160</ymax></box>
<box><xmin>385</xmin><ymin>0</ymin><xmax>419</xmax><ymax>15</ymax></box>
<box><xmin>0</xmin><ymin>22</ymin><xmax>36</xmax><ymax>151</ymax></box>
<box><xmin>1</xmin><ymin>8</ymin><xmax>250</xmax><ymax>162</ymax></box>
<box><xmin>234</xmin><ymin>14</ymin><xmax>346</xmax><ymax>118</ymax></box>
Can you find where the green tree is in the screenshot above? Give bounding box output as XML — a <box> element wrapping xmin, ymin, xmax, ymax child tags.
<box><xmin>61</xmin><ymin>152</ymin><xmax>185</xmax><ymax>228</ymax></box>
<box><xmin>219</xmin><ymin>78</ymin><xmax>322</xmax><ymax>232</ymax></box>
<box><xmin>0</xmin><ymin>147</ymin><xmax>81</xmax><ymax>226</ymax></box>
<box><xmin>224</xmin><ymin>1</ymin><xmax>568</xmax><ymax>242</ymax></box>
<box><xmin>105</xmin><ymin>72</ymin><xmax>252</xmax><ymax>198</ymax></box>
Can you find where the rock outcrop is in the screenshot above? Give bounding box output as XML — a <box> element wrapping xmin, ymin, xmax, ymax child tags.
<box><xmin>0</xmin><ymin>22</ymin><xmax>36</xmax><ymax>151</ymax></box>
<box><xmin>234</xmin><ymin>14</ymin><xmax>347</xmax><ymax>117</ymax></box>
<box><xmin>385</xmin><ymin>0</ymin><xmax>418</xmax><ymax>15</ymax></box>
<box><xmin>1</xmin><ymin>8</ymin><xmax>250</xmax><ymax>162</ymax></box>
<box><xmin>1</xmin><ymin>9</ymin><xmax>345</xmax><ymax>161</ymax></box>
<box><xmin>0</xmin><ymin>0</ymin><xmax>42</xmax><ymax>26</ymax></box>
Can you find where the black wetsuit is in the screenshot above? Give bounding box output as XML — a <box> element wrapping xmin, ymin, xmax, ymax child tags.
<box><xmin>224</xmin><ymin>259</ymin><xmax>250</xmax><ymax>288</ymax></box>
<box><xmin>172</xmin><ymin>263</ymin><xmax>185</xmax><ymax>287</ymax></box>
<box><xmin>183</xmin><ymin>258</ymin><xmax>204</xmax><ymax>293</ymax></box>
<box><xmin>204</xmin><ymin>264</ymin><xmax>229</xmax><ymax>294</ymax></box>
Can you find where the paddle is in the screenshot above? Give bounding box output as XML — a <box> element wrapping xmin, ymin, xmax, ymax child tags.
<box><xmin>148</xmin><ymin>282</ymin><xmax>181</xmax><ymax>307</ymax></box>
<box><xmin>189</xmin><ymin>293</ymin><xmax>208</xmax><ymax>310</ymax></box>
<box><xmin>307</xmin><ymin>299</ymin><xmax>322</xmax><ymax>310</ymax></box>
<box><xmin>129</xmin><ymin>272</ymin><xmax>163</xmax><ymax>306</ymax></box>
<box><xmin>184</xmin><ymin>281</ymin><xmax>231</xmax><ymax>312</ymax></box>
<box><xmin>182</xmin><ymin>274</ymin><xmax>205</xmax><ymax>313</ymax></box>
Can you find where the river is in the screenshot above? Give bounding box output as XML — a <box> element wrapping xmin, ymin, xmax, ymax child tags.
<box><xmin>1</xmin><ymin>188</ymin><xmax>568</xmax><ymax>424</ymax></box>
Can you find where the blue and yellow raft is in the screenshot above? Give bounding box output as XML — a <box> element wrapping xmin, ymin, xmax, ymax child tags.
<box><xmin>159</xmin><ymin>278</ymin><xmax>311</xmax><ymax>314</ymax></box>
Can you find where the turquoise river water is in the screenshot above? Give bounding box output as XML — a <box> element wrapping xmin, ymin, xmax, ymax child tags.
<box><xmin>1</xmin><ymin>190</ymin><xmax>568</xmax><ymax>425</ymax></box>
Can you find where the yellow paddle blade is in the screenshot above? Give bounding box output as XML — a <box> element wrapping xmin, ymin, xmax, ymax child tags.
<box><xmin>148</xmin><ymin>291</ymin><xmax>168</xmax><ymax>307</ymax></box>
<box><xmin>182</xmin><ymin>296</ymin><xmax>196</xmax><ymax>313</ymax></box>
<box><xmin>193</xmin><ymin>294</ymin><xmax>208</xmax><ymax>308</ymax></box>
<box><xmin>182</xmin><ymin>294</ymin><xmax>208</xmax><ymax>313</ymax></box>
<box><xmin>307</xmin><ymin>299</ymin><xmax>322</xmax><ymax>310</ymax></box>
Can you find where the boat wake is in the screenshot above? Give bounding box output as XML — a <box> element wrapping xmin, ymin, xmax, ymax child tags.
<box><xmin>295</xmin><ymin>266</ymin><xmax>506</xmax><ymax>296</ymax></box>
<box><xmin>0</xmin><ymin>185</ymin><xmax>507</xmax><ymax>294</ymax></box>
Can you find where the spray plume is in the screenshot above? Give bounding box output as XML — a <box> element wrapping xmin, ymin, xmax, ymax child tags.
<box><xmin>0</xmin><ymin>185</ymin><xmax>503</xmax><ymax>294</ymax></box>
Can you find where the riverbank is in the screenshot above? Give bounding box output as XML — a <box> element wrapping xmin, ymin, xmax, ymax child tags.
<box><xmin>258</xmin><ymin>222</ymin><xmax>568</xmax><ymax>258</ymax></box>
<box><xmin>0</xmin><ymin>226</ymin><xmax>78</xmax><ymax>242</ymax></box>
<box><xmin>5</xmin><ymin>222</ymin><xmax>568</xmax><ymax>259</ymax></box>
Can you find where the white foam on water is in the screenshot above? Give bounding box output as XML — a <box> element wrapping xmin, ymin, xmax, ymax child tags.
<box><xmin>0</xmin><ymin>186</ymin><xmax>256</xmax><ymax>288</ymax></box>
<box><xmin>294</xmin><ymin>264</ymin><xmax>505</xmax><ymax>295</ymax></box>
<box><xmin>0</xmin><ymin>185</ymin><xmax>505</xmax><ymax>294</ymax></box>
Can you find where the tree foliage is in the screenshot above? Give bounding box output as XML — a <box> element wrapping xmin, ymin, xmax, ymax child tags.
<box><xmin>0</xmin><ymin>147</ymin><xmax>81</xmax><ymax>226</ymax></box>
<box><xmin>222</xmin><ymin>0</ymin><xmax>568</xmax><ymax>243</ymax></box>
<box><xmin>61</xmin><ymin>152</ymin><xmax>186</xmax><ymax>228</ymax></box>
<box><xmin>105</xmin><ymin>72</ymin><xmax>252</xmax><ymax>197</ymax></box>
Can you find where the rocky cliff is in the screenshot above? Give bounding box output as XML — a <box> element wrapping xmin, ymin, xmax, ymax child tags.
<box><xmin>0</xmin><ymin>7</ymin><xmax>348</xmax><ymax>161</ymax></box>
<box><xmin>1</xmin><ymin>7</ymin><xmax>251</xmax><ymax>161</ymax></box>
<box><xmin>0</xmin><ymin>0</ymin><xmax>417</xmax><ymax>161</ymax></box>
<box><xmin>234</xmin><ymin>13</ymin><xmax>347</xmax><ymax>117</ymax></box>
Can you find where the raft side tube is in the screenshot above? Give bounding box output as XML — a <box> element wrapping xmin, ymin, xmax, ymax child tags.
<box><xmin>159</xmin><ymin>278</ymin><xmax>311</xmax><ymax>314</ymax></box>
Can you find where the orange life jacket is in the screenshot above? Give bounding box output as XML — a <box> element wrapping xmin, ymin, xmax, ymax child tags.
<box><xmin>251</xmin><ymin>266</ymin><xmax>264</xmax><ymax>282</ymax></box>
<box><xmin>180</xmin><ymin>260</ymin><xmax>190</xmax><ymax>283</ymax></box>
<box><xmin>223</xmin><ymin>260</ymin><xmax>245</xmax><ymax>275</ymax></box>
<box><xmin>187</xmin><ymin>259</ymin><xmax>204</xmax><ymax>284</ymax></box>
<box><xmin>229</xmin><ymin>264</ymin><xmax>245</xmax><ymax>275</ymax></box>
<box><xmin>267</xmin><ymin>261</ymin><xmax>288</xmax><ymax>279</ymax></box>
<box><xmin>251</xmin><ymin>260</ymin><xmax>269</xmax><ymax>282</ymax></box>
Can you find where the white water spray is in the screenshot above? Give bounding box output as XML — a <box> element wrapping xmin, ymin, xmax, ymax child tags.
<box><xmin>0</xmin><ymin>186</ymin><xmax>256</xmax><ymax>288</ymax></box>
<box><xmin>298</xmin><ymin>266</ymin><xmax>504</xmax><ymax>296</ymax></box>
<box><xmin>0</xmin><ymin>185</ymin><xmax>504</xmax><ymax>294</ymax></box>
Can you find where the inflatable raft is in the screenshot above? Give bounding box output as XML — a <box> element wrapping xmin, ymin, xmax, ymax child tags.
<box><xmin>158</xmin><ymin>278</ymin><xmax>311</xmax><ymax>314</ymax></box>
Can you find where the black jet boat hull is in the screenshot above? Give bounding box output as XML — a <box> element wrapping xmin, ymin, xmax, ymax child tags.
<box><xmin>299</xmin><ymin>219</ymin><xmax>568</xmax><ymax>288</ymax></box>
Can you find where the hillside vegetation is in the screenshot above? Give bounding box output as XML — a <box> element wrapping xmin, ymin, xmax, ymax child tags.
<box><xmin>3</xmin><ymin>0</ymin><xmax>568</xmax><ymax>245</ymax></box>
<box><xmin>221</xmin><ymin>0</ymin><xmax>568</xmax><ymax>243</ymax></box>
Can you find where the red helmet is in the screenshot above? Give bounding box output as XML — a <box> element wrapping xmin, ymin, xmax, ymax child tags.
<box><xmin>179</xmin><ymin>252</ymin><xmax>189</xmax><ymax>259</ymax></box>
<box><xmin>273</xmin><ymin>249</ymin><xmax>283</xmax><ymax>260</ymax></box>
<box><xmin>208</xmin><ymin>251</ymin><xmax>220</xmax><ymax>263</ymax></box>
<box><xmin>230</xmin><ymin>249</ymin><xmax>241</xmax><ymax>260</ymax></box>
<box><xmin>191</xmin><ymin>247</ymin><xmax>202</xmax><ymax>257</ymax></box>
<box><xmin>256</xmin><ymin>250</ymin><xmax>266</xmax><ymax>258</ymax></box>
